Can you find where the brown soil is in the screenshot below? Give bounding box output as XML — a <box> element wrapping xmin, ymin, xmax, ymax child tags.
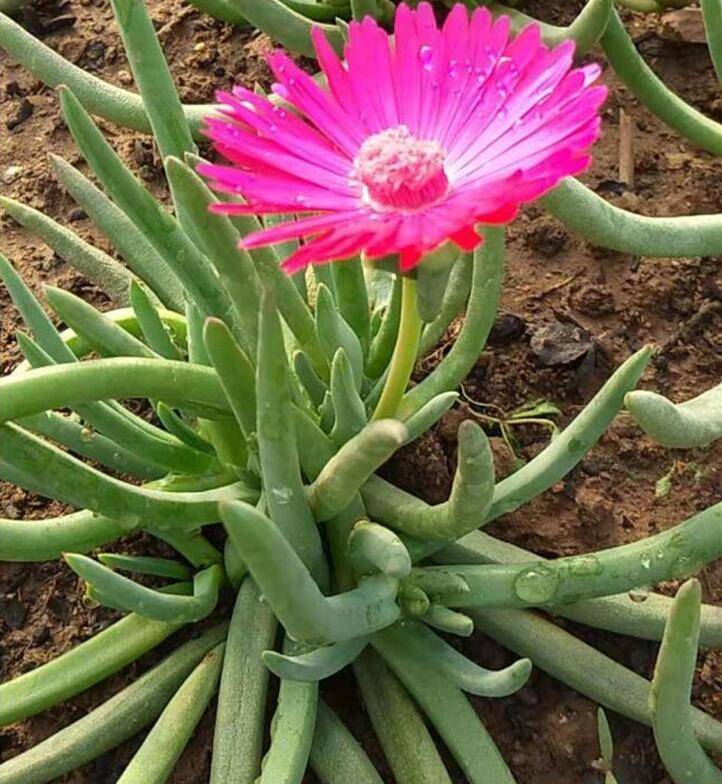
<box><xmin>1</xmin><ymin>1</ymin><xmax>721</xmax><ymax>782</ymax></box>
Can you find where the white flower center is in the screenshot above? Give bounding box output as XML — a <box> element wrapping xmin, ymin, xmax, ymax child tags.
<box><xmin>352</xmin><ymin>125</ymin><xmax>449</xmax><ymax>211</ymax></box>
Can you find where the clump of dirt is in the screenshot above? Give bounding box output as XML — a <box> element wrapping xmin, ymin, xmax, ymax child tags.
<box><xmin>1</xmin><ymin>0</ymin><xmax>721</xmax><ymax>782</ymax></box>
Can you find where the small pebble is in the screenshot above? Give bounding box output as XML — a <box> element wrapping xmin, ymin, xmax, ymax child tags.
<box><xmin>67</xmin><ymin>207</ymin><xmax>87</xmax><ymax>222</ymax></box>
<box><xmin>530</xmin><ymin>321</ymin><xmax>593</xmax><ymax>366</ymax></box>
<box><xmin>489</xmin><ymin>312</ymin><xmax>526</xmax><ymax>346</ymax></box>
<box><xmin>5</xmin><ymin>99</ymin><xmax>33</xmax><ymax>131</ymax></box>
<box><xmin>0</xmin><ymin>596</ymin><xmax>26</xmax><ymax>630</ymax></box>
<box><xmin>1</xmin><ymin>165</ymin><xmax>22</xmax><ymax>185</ymax></box>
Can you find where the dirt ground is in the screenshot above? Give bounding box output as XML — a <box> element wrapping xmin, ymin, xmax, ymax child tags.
<box><xmin>0</xmin><ymin>1</ymin><xmax>721</xmax><ymax>782</ymax></box>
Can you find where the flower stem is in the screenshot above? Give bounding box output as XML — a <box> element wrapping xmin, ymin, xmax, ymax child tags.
<box><xmin>371</xmin><ymin>276</ymin><xmax>423</xmax><ymax>421</ymax></box>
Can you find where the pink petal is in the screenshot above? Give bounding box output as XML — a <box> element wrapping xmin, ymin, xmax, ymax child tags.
<box><xmin>344</xmin><ymin>17</ymin><xmax>400</xmax><ymax>131</ymax></box>
<box><xmin>204</xmin><ymin>122</ymin><xmax>354</xmax><ymax>191</ymax></box>
<box><xmin>198</xmin><ymin>162</ymin><xmax>359</xmax><ymax>212</ymax></box>
<box><xmin>450</xmin><ymin>224</ymin><xmax>483</xmax><ymax>251</ymax></box>
<box><xmin>240</xmin><ymin>210</ymin><xmax>369</xmax><ymax>248</ymax></box>
<box><xmin>198</xmin><ymin>3</ymin><xmax>606</xmax><ymax>274</ymax></box>
<box><xmin>267</xmin><ymin>51</ymin><xmax>365</xmax><ymax>155</ymax></box>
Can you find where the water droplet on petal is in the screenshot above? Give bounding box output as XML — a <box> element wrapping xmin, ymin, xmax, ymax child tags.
<box><xmin>419</xmin><ymin>45</ymin><xmax>434</xmax><ymax>71</ymax></box>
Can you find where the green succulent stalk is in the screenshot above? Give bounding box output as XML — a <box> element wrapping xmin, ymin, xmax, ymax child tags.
<box><xmin>0</xmin><ymin>1</ymin><xmax>720</xmax><ymax>783</ymax></box>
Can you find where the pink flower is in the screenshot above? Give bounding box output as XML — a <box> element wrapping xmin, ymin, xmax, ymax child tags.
<box><xmin>199</xmin><ymin>3</ymin><xmax>606</xmax><ymax>273</ymax></box>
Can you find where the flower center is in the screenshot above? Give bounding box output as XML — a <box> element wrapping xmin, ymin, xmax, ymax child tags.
<box><xmin>352</xmin><ymin>125</ymin><xmax>449</xmax><ymax>211</ymax></box>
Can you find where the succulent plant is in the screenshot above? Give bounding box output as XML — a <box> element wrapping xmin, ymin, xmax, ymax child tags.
<box><xmin>0</xmin><ymin>2</ymin><xmax>720</xmax><ymax>784</ymax></box>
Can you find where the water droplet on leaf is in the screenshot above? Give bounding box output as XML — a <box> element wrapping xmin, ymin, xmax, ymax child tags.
<box><xmin>569</xmin><ymin>555</ymin><xmax>603</xmax><ymax>577</ymax></box>
<box><xmin>514</xmin><ymin>565</ymin><xmax>560</xmax><ymax>604</ymax></box>
<box><xmin>271</xmin><ymin>486</ymin><xmax>293</xmax><ymax>505</ymax></box>
<box><xmin>628</xmin><ymin>587</ymin><xmax>649</xmax><ymax>603</ymax></box>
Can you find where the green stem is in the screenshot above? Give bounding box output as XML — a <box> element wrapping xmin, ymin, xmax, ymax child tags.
<box><xmin>0</xmin><ymin>196</ymin><xmax>135</xmax><ymax>304</ymax></box>
<box><xmin>211</xmin><ymin>579</ymin><xmax>277</xmax><ymax>784</ymax></box>
<box><xmin>0</xmin><ymin>422</ymin><xmax>252</xmax><ymax>531</ymax></box>
<box><xmin>373</xmin><ymin>630</ymin><xmax>517</xmax><ymax>784</ymax></box>
<box><xmin>0</xmin><ymin>612</ymin><xmax>182</xmax><ymax>726</ymax></box>
<box><xmin>626</xmin><ymin>381</ymin><xmax>722</xmax><ymax>449</ymax></box>
<box><xmin>486</xmin><ymin>0</ymin><xmax>612</xmax><ymax>54</ymax></box>
<box><xmin>0</xmin><ymin>510</ymin><xmax>128</xmax><ymax>561</ymax></box>
<box><xmin>702</xmin><ymin>0</ymin><xmax>722</xmax><ymax>90</ymax></box>
<box><xmin>259</xmin><ymin>637</ymin><xmax>318</xmax><ymax>784</ymax></box>
<box><xmin>0</xmin><ymin>624</ymin><xmax>227</xmax><ymax>784</ymax></box>
<box><xmin>615</xmin><ymin>0</ymin><xmax>660</xmax><ymax>9</ymax></box>
<box><xmin>263</xmin><ymin>636</ymin><xmax>369</xmax><ymax>682</ymax></box>
<box><xmin>372</xmin><ymin>276</ymin><xmax>423</xmax><ymax>421</ymax></box>
<box><xmin>0</xmin><ymin>358</ymin><xmax>228</xmax><ymax>422</ymax></box>
<box><xmin>650</xmin><ymin>580</ymin><xmax>722</xmax><ymax>783</ymax></box>
<box><xmin>362</xmin><ymin>419</ymin><xmax>493</xmax><ymax>541</ymax></box>
<box><xmin>470</xmin><ymin>606</ymin><xmax>722</xmax><ymax>754</ymax></box>
<box><xmin>309</xmin><ymin>419</ymin><xmax>408</xmax><ymax>521</ymax></box>
<box><xmin>434</xmin><ymin>500</ymin><xmax>722</xmax><ymax>610</ymax></box>
<box><xmin>221</xmin><ymin>499</ymin><xmax>400</xmax><ymax>646</ymax></box>
<box><xmin>542</xmin><ymin>178</ymin><xmax>722</xmax><ymax>258</ymax></box>
<box><xmin>109</xmin><ymin>0</ymin><xmax>196</xmax><ymax>161</ymax></box>
<box><xmin>366</xmin><ymin>275</ymin><xmax>402</xmax><ymax>379</ymax></box>
<box><xmin>310</xmin><ymin>701</ymin><xmax>384</xmax><ymax>784</ymax></box>
<box><xmin>437</xmin><ymin>529</ymin><xmax>722</xmax><ymax>649</ymax></box>
<box><xmin>601</xmin><ymin>9</ymin><xmax>722</xmax><ymax>157</ymax></box>
<box><xmin>117</xmin><ymin>643</ymin><xmax>224</xmax><ymax>784</ymax></box>
<box><xmin>417</xmin><ymin>254</ymin><xmax>472</xmax><ymax>358</ymax></box>
<box><xmin>223</xmin><ymin>0</ymin><xmax>342</xmax><ymax>56</ymax></box>
<box><xmin>398</xmin><ymin>228</ymin><xmax>505</xmax><ymax>419</ymax></box>
<box><xmin>354</xmin><ymin>649</ymin><xmax>453</xmax><ymax>784</ymax></box>
<box><xmin>185</xmin><ymin>0</ymin><xmax>247</xmax><ymax>24</ymax></box>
